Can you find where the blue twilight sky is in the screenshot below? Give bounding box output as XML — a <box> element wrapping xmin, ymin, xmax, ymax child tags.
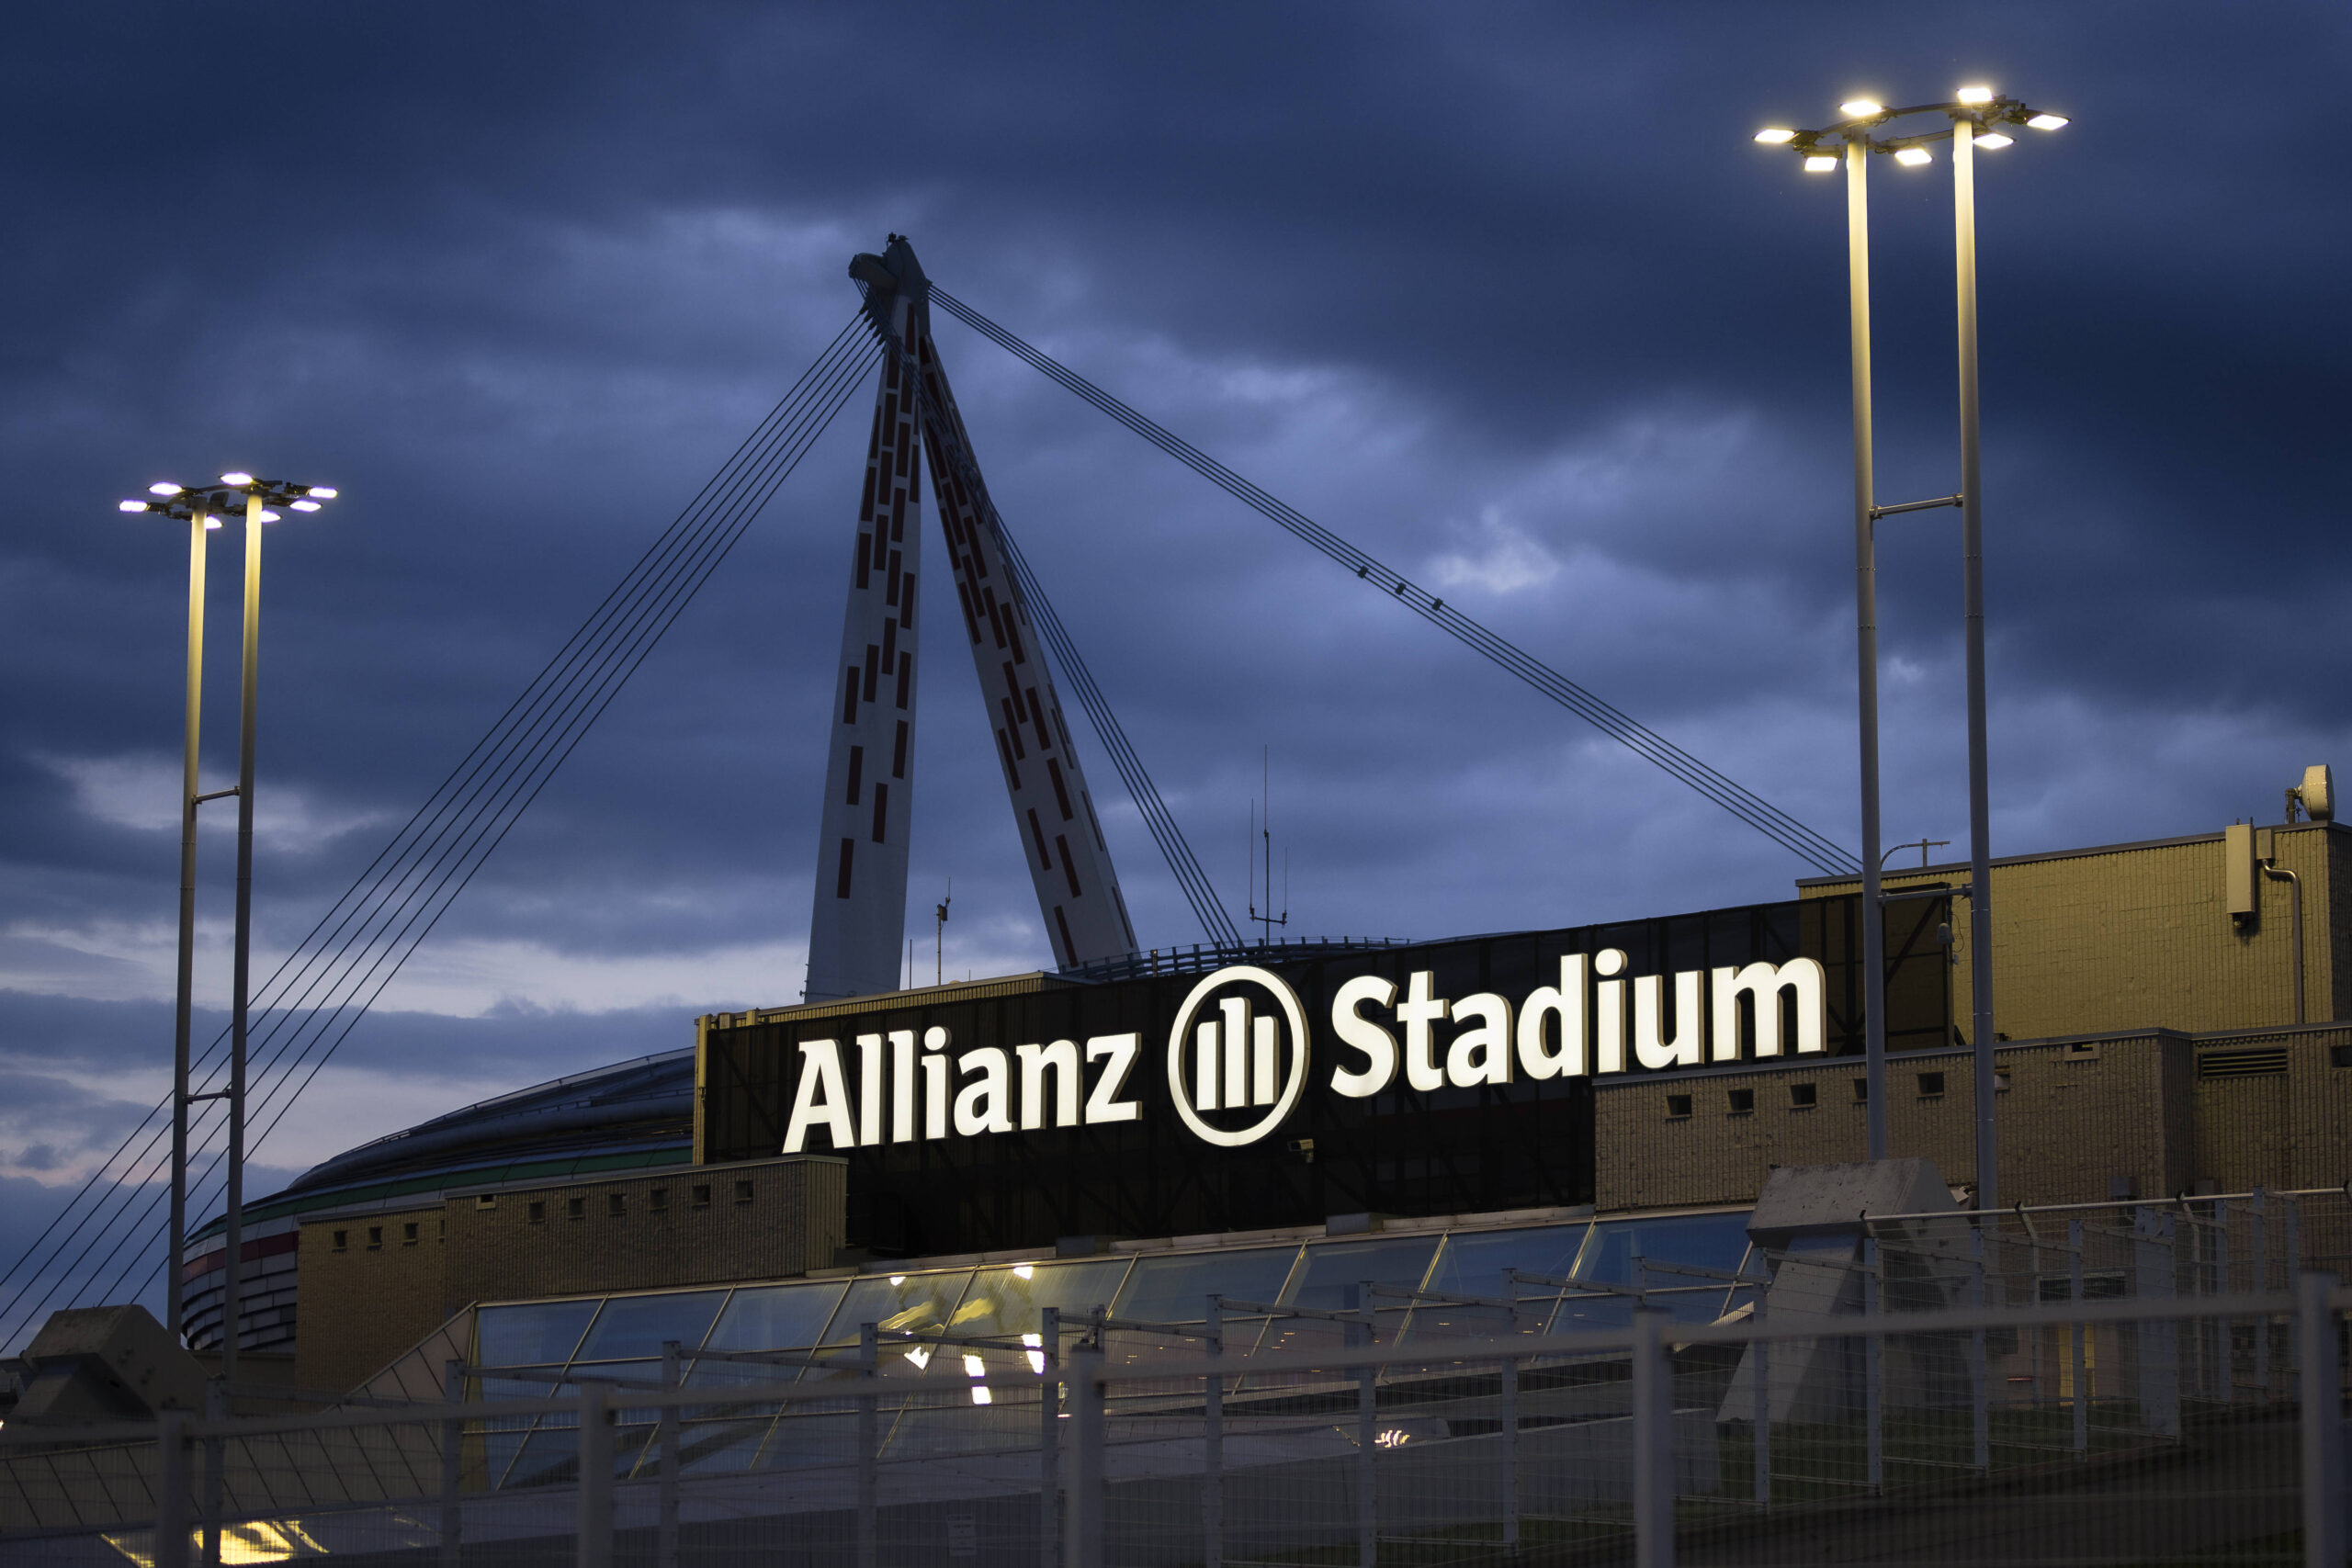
<box><xmin>1</xmin><ymin>3</ymin><xmax>2346</xmax><ymax>1325</ymax></box>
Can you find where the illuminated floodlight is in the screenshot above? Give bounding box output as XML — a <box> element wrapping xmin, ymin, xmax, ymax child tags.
<box><xmin>290</xmin><ymin>499</ymin><xmax>322</xmax><ymax>512</ymax></box>
<box><xmin>2027</xmin><ymin>113</ymin><xmax>2069</xmax><ymax>130</ymax></box>
<box><xmin>1022</xmin><ymin>1332</ymin><xmax>1046</xmax><ymax>1375</ymax></box>
<box><xmin>1976</xmin><ymin>132</ymin><xmax>2015</xmax><ymax>150</ymax></box>
<box><xmin>149</xmin><ymin>482</ymin><xmax>183</xmax><ymax>496</ymax></box>
<box><xmin>119</xmin><ymin>499</ymin><xmax>149</xmax><ymax>513</ymax></box>
<box><xmin>1956</xmin><ymin>85</ymin><xmax>1995</xmax><ymax>105</ymax></box>
<box><xmin>1894</xmin><ymin>146</ymin><xmax>1932</xmax><ymax>166</ymax></box>
<box><xmin>205</xmin><ymin>518</ymin><xmax>220</xmax><ymax>531</ymax></box>
<box><xmin>305</xmin><ymin>486</ymin><xmax>338</xmax><ymax>499</ymax></box>
<box><xmin>255</xmin><ymin>509</ymin><xmax>282</xmax><ymax>524</ymax></box>
<box><xmin>1840</xmin><ymin>99</ymin><xmax>1883</xmax><ymax>118</ymax></box>
<box><xmin>1803</xmin><ymin>153</ymin><xmax>1839</xmax><ymax>173</ymax></box>
<box><xmin>1754</xmin><ymin>127</ymin><xmax>1798</xmax><ymax>144</ymax></box>
<box><xmin>219</xmin><ymin>470</ymin><xmax>254</xmax><ymax>487</ymax></box>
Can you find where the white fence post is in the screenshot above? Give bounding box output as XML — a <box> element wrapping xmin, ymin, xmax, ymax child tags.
<box><xmin>440</xmin><ymin>1359</ymin><xmax>464</xmax><ymax>1568</ymax></box>
<box><xmin>1204</xmin><ymin>1299</ymin><xmax>1223</xmax><ymax>1568</ymax></box>
<box><xmin>199</xmin><ymin>1379</ymin><xmax>223</xmax><ymax>1568</ymax></box>
<box><xmin>857</xmin><ymin>1323</ymin><xmax>879</xmax><ymax>1568</ymax></box>
<box><xmin>1863</xmin><ymin>1236</ymin><xmax>1883</xmax><ymax>1492</ymax></box>
<box><xmin>155</xmin><ymin>1409</ymin><xmax>191</xmax><ymax>1568</ymax></box>
<box><xmin>2069</xmin><ymin>1220</ymin><xmax>2087</xmax><ymax>1458</ymax></box>
<box><xmin>2297</xmin><ymin>1272</ymin><xmax>2344</xmax><ymax>1568</ymax></box>
<box><xmin>1498</xmin><ymin>1348</ymin><xmax>1520</xmax><ymax>1549</ymax></box>
<box><xmin>1971</xmin><ymin>1226</ymin><xmax>1990</xmax><ymax>1470</ymax></box>
<box><xmin>1632</xmin><ymin>1306</ymin><xmax>1675</xmax><ymax>1568</ymax></box>
<box><xmin>1351</xmin><ymin>1285</ymin><xmax>1375</xmax><ymax>1568</ymax></box>
<box><xmin>1751</xmin><ymin>1292</ymin><xmax>1770</xmax><ymax>1506</ymax></box>
<box><xmin>1039</xmin><ymin>1306</ymin><xmax>1059</xmax><ymax>1568</ymax></box>
<box><xmin>1064</xmin><ymin>1339</ymin><xmax>1105</xmax><ymax>1568</ymax></box>
<box><xmin>658</xmin><ymin>1341</ymin><xmax>682</xmax><ymax>1568</ymax></box>
<box><xmin>575</xmin><ymin>1382</ymin><xmax>614</xmax><ymax>1568</ymax></box>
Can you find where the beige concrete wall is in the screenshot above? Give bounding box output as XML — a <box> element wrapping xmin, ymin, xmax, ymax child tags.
<box><xmin>294</xmin><ymin>1205</ymin><xmax>447</xmax><ymax>1394</ymax></box>
<box><xmin>1804</xmin><ymin>823</ymin><xmax>2340</xmax><ymax>1041</ymax></box>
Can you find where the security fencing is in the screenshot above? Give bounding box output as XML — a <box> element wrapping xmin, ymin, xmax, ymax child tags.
<box><xmin>4</xmin><ymin>1267</ymin><xmax>2346</xmax><ymax>1568</ymax></box>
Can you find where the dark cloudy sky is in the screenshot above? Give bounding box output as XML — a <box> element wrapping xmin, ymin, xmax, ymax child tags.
<box><xmin>2</xmin><ymin>4</ymin><xmax>2345</xmax><ymax>1328</ymax></box>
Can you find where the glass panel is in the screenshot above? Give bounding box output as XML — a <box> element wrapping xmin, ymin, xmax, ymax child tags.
<box><xmin>706</xmin><ymin>1280</ymin><xmax>848</xmax><ymax>1353</ymax></box>
<box><xmin>1114</xmin><ymin>1247</ymin><xmax>1300</xmax><ymax>1325</ymax></box>
<box><xmin>474</xmin><ymin>1299</ymin><xmax>599</xmax><ymax>1368</ymax></box>
<box><xmin>673</xmin><ymin>1416</ymin><xmax>777</xmax><ymax>1475</ymax></box>
<box><xmin>1258</xmin><ymin>1235</ymin><xmax>1439</xmax><ymax>1356</ymax></box>
<box><xmin>569</xmin><ymin>1359</ymin><xmax>663</xmax><ymax>1423</ymax></box>
<box><xmin>825</xmin><ymin>1269</ymin><xmax>973</xmax><ymax>1343</ymax></box>
<box><xmin>757</xmin><ymin>1408</ymin><xmax>860</xmax><ymax>1470</ymax></box>
<box><xmin>1408</xmin><ymin>1224</ymin><xmax>1593</xmax><ymax>1341</ymax></box>
<box><xmin>574</xmin><ymin>1291</ymin><xmax>728</xmax><ymax>1361</ymax></box>
<box><xmin>949</xmin><ymin>1258</ymin><xmax>1131</xmax><ymax>1339</ymax></box>
<box><xmin>501</xmin><ymin>1426</ymin><xmax>579</xmax><ymax>1489</ymax></box>
<box><xmin>1566</xmin><ymin>1210</ymin><xmax>1755</xmax><ymax>1325</ymax></box>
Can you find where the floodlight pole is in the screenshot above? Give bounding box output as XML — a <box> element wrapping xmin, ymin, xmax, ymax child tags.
<box><xmin>1953</xmin><ymin>118</ymin><xmax>1998</xmax><ymax>1209</ymax></box>
<box><xmin>1845</xmin><ymin>132</ymin><xmax>1890</xmax><ymax>1160</ymax></box>
<box><xmin>166</xmin><ymin>502</ymin><xmax>210</xmax><ymax>1342</ymax></box>
<box><xmin>220</xmin><ymin>489</ymin><xmax>264</xmax><ymax>1378</ymax></box>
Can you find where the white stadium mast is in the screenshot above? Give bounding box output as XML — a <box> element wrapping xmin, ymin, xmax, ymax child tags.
<box><xmin>804</xmin><ymin>237</ymin><xmax>1136</xmax><ymax>1000</ymax></box>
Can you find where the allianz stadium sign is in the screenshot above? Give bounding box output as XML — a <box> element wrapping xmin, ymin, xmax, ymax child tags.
<box><xmin>781</xmin><ymin>952</ymin><xmax>1826</xmax><ymax>1155</ymax></box>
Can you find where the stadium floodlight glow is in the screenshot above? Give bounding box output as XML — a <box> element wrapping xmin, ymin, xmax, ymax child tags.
<box><xmin>256</xmin><ymin>509</ymin><xmax>281</xmax><ymax>524</ymax></box>
<box><xmin>1956</xmin><ymin>84</ymin><xmax>1995</xmax><ymax>105</ymax></box>
<box><xmin>1976</xmin><ymin>131</ymin><xmax>2015</xmax><ymax>150</ymax></box>
<box><xmin>1840</xmin><ymin>99</ymin><xmax>1884</xmax><ymax>118</ymax></box>
<box><xmin>305</xmin><ymin>486</ymin><xmax>337</xmax><ymax>499</ymax></box>
<box><xmin>150</xmin><ymin>482</ymin><xmax>183</xmax><ymax>496</ymax></box>
<box><xmin>1894</xmin><ymin>146</ymin><xmax>1933</xmax><ymax>166</ymax></box>
<box><xmin>219</xmin><ymin>470</ymin><xmax>254</xmax><ymax>486</ymax></box>
<box><xmin>1755</xmin><ymin>127</ymin><xmax>1798</xmax><ymax>144</ymax></box>
<box><xmin>290</xmin><ymin>499</ymin><xmax>321</xmax><ymax>512</ymax></box>
<box><xmin>119</xmin><ymin>498</ymin><xmax>149</xmax><ymax>512</ymax></box>
<box><xmin>2027</xmin><ymin>113</ymin><xmax>2069</xmax><ymax>130</ymax></box>
<box><xmin>1803</xmin><ymin>153</ymin><xmax>1839</xmax><ymax>173</ymax></box>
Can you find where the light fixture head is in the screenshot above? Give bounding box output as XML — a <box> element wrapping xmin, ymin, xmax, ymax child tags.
<box><xmin>119</xmin><ymin>499</ymin><xmax>150</xmax><ymax>513</ymax></box>
<box><xmin>1803</xmin><ymin>153</ymin><xmax>1839</xmax><ymax>174</ymax></box>
<box><xmin>1975</xmin><ymin>131</ymin><xmax>2015</xmax><ymax>150</ymax></box>
<box><xmin>219</xmin><ymin>470</ymin><xmax>254</xmax><ymax>487</ymax></box>
<box><xmin>1754</xmin><ymin>127</ymin><xmax>1797</xmax><ymax>144</ymax></box>
<box><xmin>1839</xmin><ymin>99</ymin><xmax>1884</xmax><ymax>118</ymax></box>
<box><xmin>290</xmin><ymin>498</ymin><xmax>322</xmax><ymax>512</ymax></box>
<box><xmin>205</xmin><ymin>517</ymin><xmax>222</xmax><ymax>531</ymax></box>
<box><xmin>1894</xmin><ymin>146</ymin><xmax>1933</xmax><ymax>166</ymax></box>
<box><xmin>2027</xmin><ymin>113</ymin><xmax>2069</xmax><ymax>130</ymax></box>
<box><xmin>257</xmin><ymin>509</ymin><xmax>282</xmax><ymax>524</ymax></box>
<box><xmin>1956</xmin><ymin>85</ymin><xmax>1995</xmax><ymax>105</ymax></box>
<box><xmin>305</xmin><ymin>486</ymin><xmax>338</xmax><ymax>500</ymax></box>
<box><xmin>148</xmin><ymin>482</ymin><xmax>183</xmax><ymax>497</ymax></box>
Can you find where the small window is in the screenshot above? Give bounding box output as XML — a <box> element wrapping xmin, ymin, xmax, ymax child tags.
<box><xmin>2331</xmin><ymin>1044</ymin><xmax>2352</xmax><ymax>1068</ymax></box>
<box><xmin>1726</xmin><ymin>1088</ymin><xmax>1755</xmax><ymax>1114</ymax></box>
<box><xmin>608</xmin><ymin>1193</ymin><xmax>627</xmax><ymax>1218</ymax></box>
<box><xmin>1789</xmin><ymin>1082</ymin><xmax>1817</xmax><ymax>1108</ymax></box>
<box><xmin>2064</xmin><ymin>1041</ymin><xmax>2100</xmax><ymax>1061</ymax></box>
<box><xmin>1665</xmin><ymin>1093</ymin><xmax>1692</xmax><ymax>1119</ymax></box>
<box><xmin>475</xmin><ymin>1194</ymin><xmax>497</xmax><ymax>1210</ymax></box>
<box><xmin>1917</xmin><ymin>1071</ymin><xmax>1946</xmax><ymax>1098</ymax></box>
<box><xmin>401</xmin><ymin>1222</ymin><xmax>419</xmax><ymax>1246</ymax></box>
<box><xmin>650</xmin><ymin>1188</ymin><xmax>668</xmax><ymax>1213</ymax></box>
<box><xmin>527</xmin><ymin>1201</ymin><xmax>546</xmax><ymax>1224</ymax></box>
<box><xmin>693</xmin><ymin>1184</ymin><xmax>713</xmax><ymax>1208</ymax></box>
<box><xmin>1994</xmin><ymin>1071</ymin><xmax>2012</xmax><ymax>1093</ymax></box>
<box><xmin>568</xmin><ymin>1196</ymin><xmax>587</xmax><ymax>1220</ymax></box>
<box><xmin>367</xmin><ymin>1225</ymin><xmax>383</xmax><ymax>1250</ymax></box>
<box><xmin>1852</xmin><ymin>1077</ymin><xmax>1870</xmax><ymax>1102</ymax></box>
<box><xmin>332</xmin><ymin>1229</ymin><xmax>348</xmax><ymax>1252</ymax></box>
<box><xmin>733</xmin><ymin>1179</ymin><xmax>754</xmax><ymax>1204</ymax></box>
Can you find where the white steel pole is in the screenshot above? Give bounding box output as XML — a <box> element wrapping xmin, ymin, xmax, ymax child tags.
<box><xmin>220</xmin><ymin>490</ymin><xmax>262</xmax><ymax>1379</ymax></box>
<box><xmin>1847</xmin><ymin>132</ymin><xmax>1889</xmax><ymax>1159</ymax></box>
<box><xmin>1953</xmin><ymin>117</ymin><xmax>1999</xmax><ymax>1209</ymax></box>
<box><xmin>167</xmin><ymin>503</ymin><xmax>209</xmax><ymax>1344</ymax></box>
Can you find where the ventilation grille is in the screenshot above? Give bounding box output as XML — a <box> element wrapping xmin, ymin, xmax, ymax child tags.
<box><xmin>2199</xmin><ymin>1048</ymin><xmax>2289</xmax><ymax>1079</ymax></box>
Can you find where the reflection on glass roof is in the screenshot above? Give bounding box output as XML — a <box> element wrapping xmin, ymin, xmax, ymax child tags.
<box><xmin>461</xmin><ymin>1206</ymin><xmax>1753</xmax><ymax>1487</ymax></box>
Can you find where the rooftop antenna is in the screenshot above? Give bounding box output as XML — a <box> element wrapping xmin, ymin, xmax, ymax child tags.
<box><xmin>1248</xmin><ymin>747</ymin><xmax>1287</xmax><ymax>949</ymax></box>
<box><xmin>934</xmin><ymin>880</ymin><xmax>951</xmax><ymax>987</ymax></box>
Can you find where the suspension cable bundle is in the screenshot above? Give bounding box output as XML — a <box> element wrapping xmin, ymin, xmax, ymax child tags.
<box><xmin>928</xmin><ymin>288</ymin><xmax>1860</xmax><ymax>878</ymax></box>
<box><xmin>0</xmin><ymin>318</ymin><xmax>879</xmax><ymax>1347</ymax></box>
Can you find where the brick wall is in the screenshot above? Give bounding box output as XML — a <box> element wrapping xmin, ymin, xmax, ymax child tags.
<box><xmin>293</xmin><ymin>1206</ymin><xmax>447</xmax><ymax>1393</ymax></box>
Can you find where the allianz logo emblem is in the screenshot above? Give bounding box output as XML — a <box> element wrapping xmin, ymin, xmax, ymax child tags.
<box><xmin>1166</xmin><ymin>965</ymin><xmax>1312</xmax><ymax>1148</ymax></box>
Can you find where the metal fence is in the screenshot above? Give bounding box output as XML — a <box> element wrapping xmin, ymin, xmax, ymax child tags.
<box><xmin>5</xmin><ymin>1274</ymin><xmax>2346</xmax><ymax>1566</ymax></box>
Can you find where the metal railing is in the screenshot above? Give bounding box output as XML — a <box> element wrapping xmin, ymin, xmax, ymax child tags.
<box><xmin>3</xmin><ymin>1274</ymin><xmax>2344</xmax><ymax>1567</ymax></box>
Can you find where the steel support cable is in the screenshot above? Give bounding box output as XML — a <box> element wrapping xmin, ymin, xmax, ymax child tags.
<box><xmin>64</xmin><ymin>332</ymin><xmax>880</xmax><ymax>1333</ymax></box>
<box><xmin>0</xmin><ymin>324</ymin><xmax>880</xmax><ymax>1342</ymax></box>
<box><xmin>0</xmin><ymin>325</ymin><xmax>878</xmax><ymax>1342</ymax></box>
<box><xmin>929</xmin><ymin>288</ymin><xmax>1860</xmax><ymax>877</ymax></box>
<box><xmin>83</xmin><ymin>333</ymin><xmax>881</xmax><ymax>1329</ymax></box>
<box><xmin>910</xmin><ymin>377</ymin><xmax>1238</xmax><ymax>947</ymax></box>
